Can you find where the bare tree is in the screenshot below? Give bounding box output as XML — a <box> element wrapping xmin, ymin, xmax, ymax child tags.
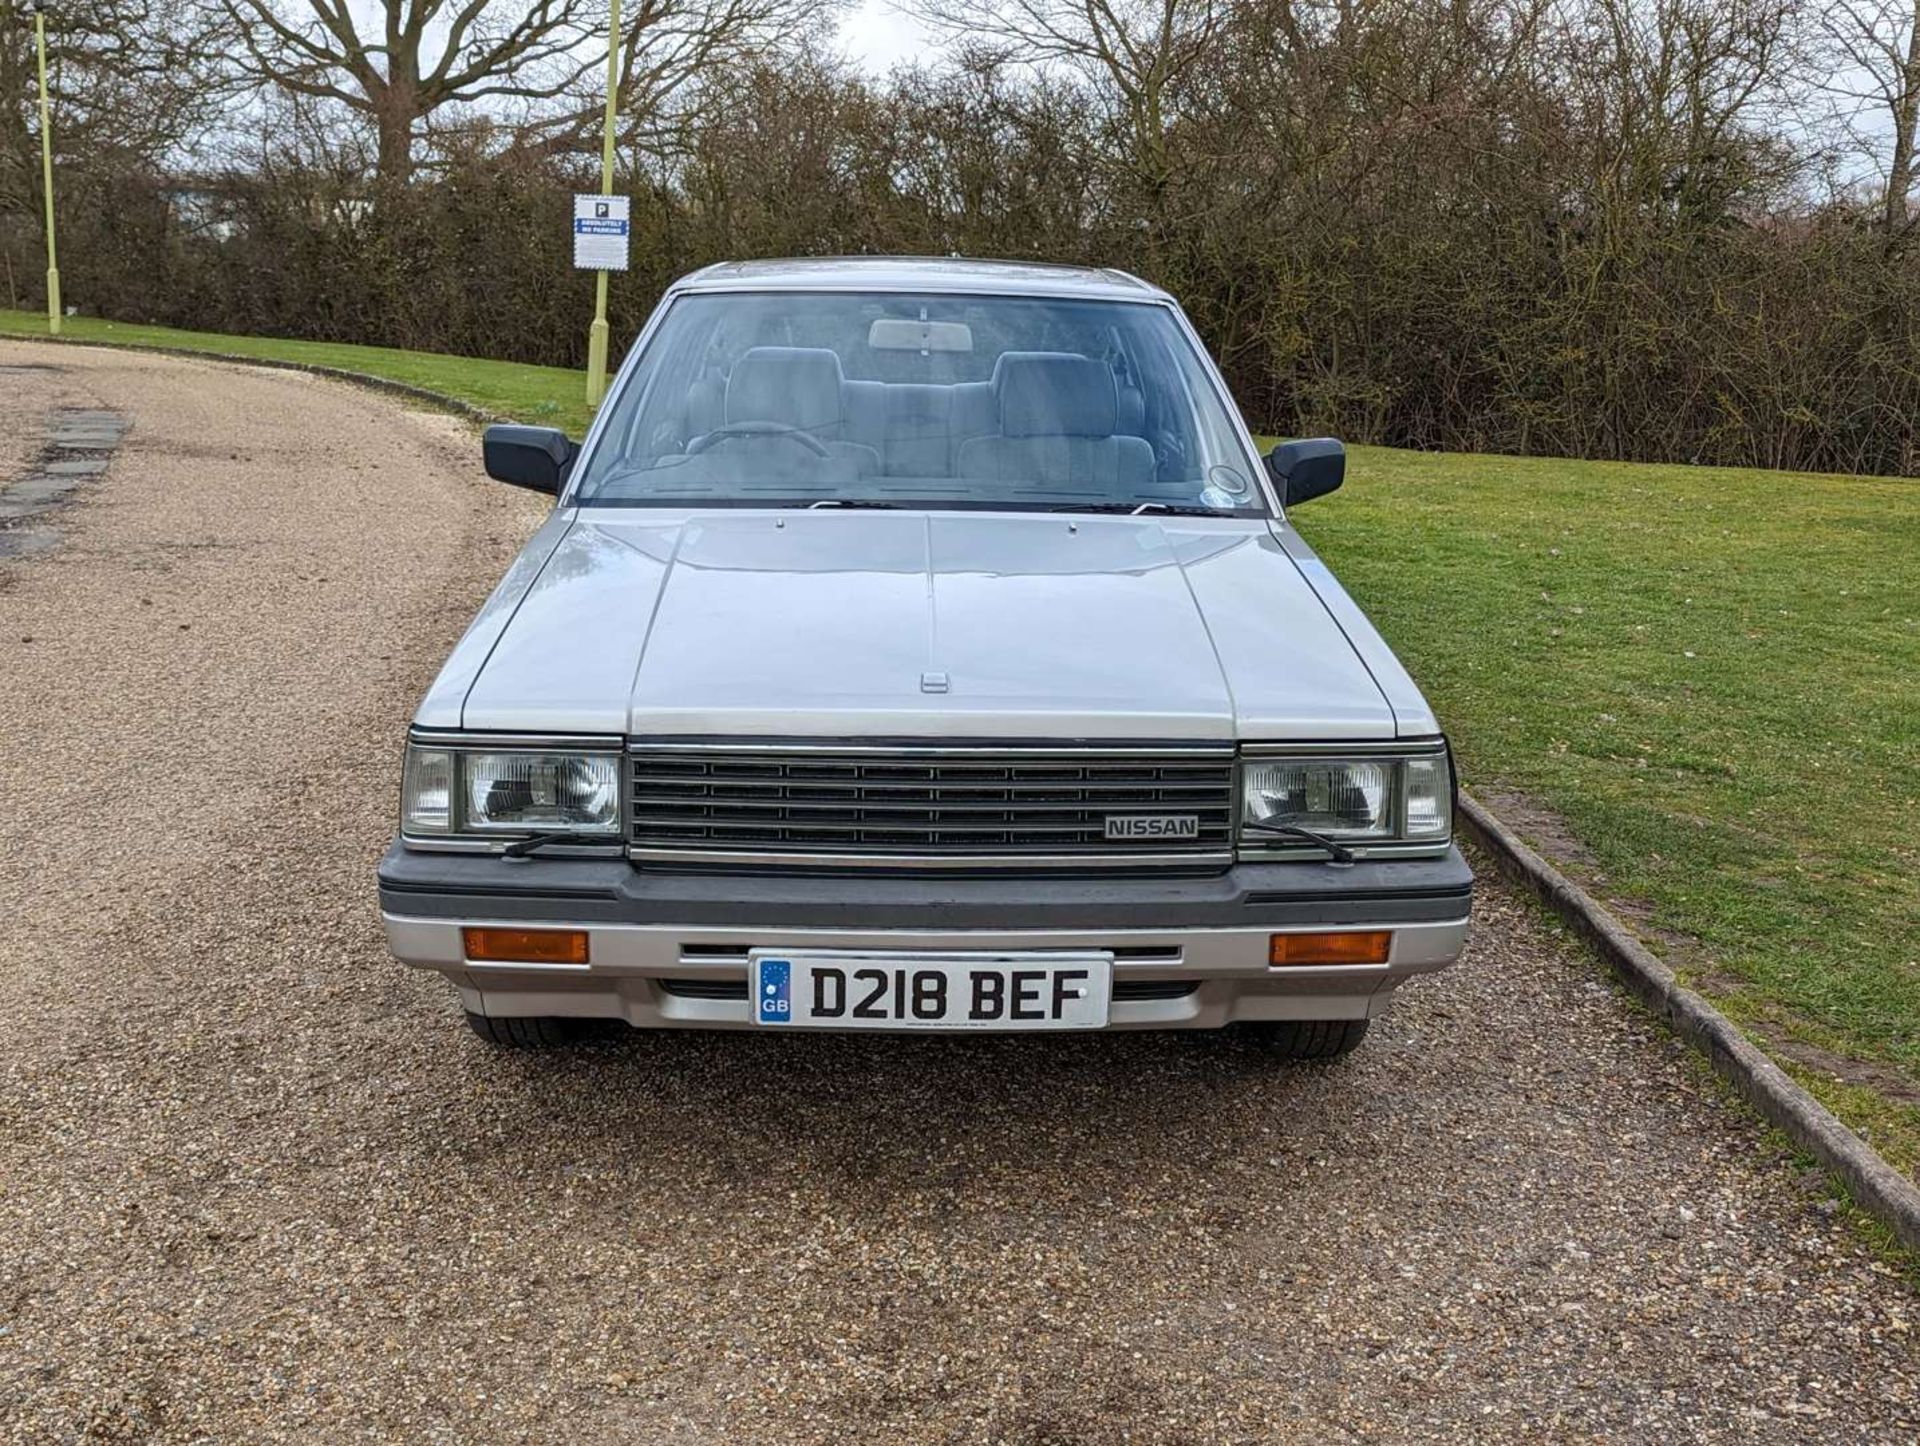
<box><xmin>214</xmin><ymin>0</ymin><xmax>836</xmax><ymax>185</ymax></box>
<box><xmin>3</xmin><ymin>0</ymin><xmax>215</xmax><ymax>241</ymax></box>
<box><xmin>5</xmin><ymin>0</ymin><xmax>212</xmax><ymax>163</ymax></box>
<box><xmin>1555</xmin><ymin>0</ymin><xmax>1805</xmax><ymax>217</ymax></box>
<box><xmin>902</xmin><ymin>0</ymin><xmax>1223</xmax><ymax>209</ymax></box>
<box><xmin>1814</xmin><ymin>0</ymin><xmax>1920</xmax><ymax>232</ymax></box>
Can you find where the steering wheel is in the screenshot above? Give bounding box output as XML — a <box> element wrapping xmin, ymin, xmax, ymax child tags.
<box><xmin>687</xmin><ymin>421</ymin><xmax>832</xmax><ymax>458</ymax></box>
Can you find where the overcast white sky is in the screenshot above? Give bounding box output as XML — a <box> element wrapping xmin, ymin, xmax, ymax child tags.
<box><xmin>835</xmin><ymin>0</ymin><xmax>943</xmax><ymax>73</ymax></box>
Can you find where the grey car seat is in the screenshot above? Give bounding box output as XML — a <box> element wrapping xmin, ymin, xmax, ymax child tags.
<box><xmin>954</xmin><ymin>353</ymin><xmax>1155</xmax><ymax>493</ymax></box>
<box><xmin>707</xmin><ymin>347</ymin><xmax>881</xmax><ymax>475</ymax></box>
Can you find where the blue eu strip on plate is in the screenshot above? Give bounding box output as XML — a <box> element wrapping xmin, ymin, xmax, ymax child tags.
<box><xmin>755</xmin><ymin>958</ymin><xmax>793</xmax><ymax>1024</ymax></box>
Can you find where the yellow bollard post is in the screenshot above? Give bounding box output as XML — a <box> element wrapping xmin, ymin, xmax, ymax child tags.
<box><xmin>583</xmin><ymin>0</ymin><xmax>622</xmax><ymax>407</ymax></box>
<box><xmin>30</xmin><ymin>0</ymin><xmax>61</xmax><ymax>336</ymax></box>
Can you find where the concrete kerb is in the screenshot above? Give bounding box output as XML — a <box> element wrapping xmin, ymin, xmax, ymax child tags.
<box><xmin>1458</xmin><ymin>790</ymin><xmax>1920</xmax><ymax>1254</ymax></box>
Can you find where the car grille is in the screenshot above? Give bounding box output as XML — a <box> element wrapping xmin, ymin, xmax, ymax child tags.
<box><xmin>627</xmin><ymin>743</ymin><xmax>1236</xmax><ymax>869</ymax></box>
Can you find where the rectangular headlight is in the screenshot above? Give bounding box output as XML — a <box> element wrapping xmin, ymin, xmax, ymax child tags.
<box><xmin>463</xmin><ymin>751</ymin><xmax>621</xmax><ymax>833</ymax></box>
<box><xmin>401</xmin><ymin>743</ymin><xmax>622</xmax><ymax>838</ymax></box>
<box><xmin>1240</xmin><ymin>746</ymin><xmax>1451</xmax><ymax>848</ymax></box>
<box><xmin>1243</xmin><ymin>757</ymin><xmax>1396</xmax><ymax>838</ymax></box>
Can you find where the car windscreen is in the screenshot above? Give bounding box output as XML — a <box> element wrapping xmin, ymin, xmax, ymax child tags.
<box><xmin>569</xmin><ymin>291</ymin><xmax>1267</xmax><ymax>516</ymax></box>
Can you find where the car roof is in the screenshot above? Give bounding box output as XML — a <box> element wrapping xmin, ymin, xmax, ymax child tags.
<box><xmin>669</xmin><ymin>256</ymin><xmax>1171</xmax><ymax>303</ymax></box>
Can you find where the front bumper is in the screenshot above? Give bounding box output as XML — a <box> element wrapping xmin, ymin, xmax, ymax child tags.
<box><xmin>378</xmin><ymin>842</ymin><xmax>1473</xmax><ymax>1031</ymax></box>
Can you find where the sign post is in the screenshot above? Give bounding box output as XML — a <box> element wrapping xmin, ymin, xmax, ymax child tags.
<box><xmin>581</xmin><ymin>0</ymin><xmax>624</xmax><ymax>407</ymax></box>
<box><xmin>29</xmin><ymin>0</ymin><xmax>60</xmax><ymax>336</ymax></box>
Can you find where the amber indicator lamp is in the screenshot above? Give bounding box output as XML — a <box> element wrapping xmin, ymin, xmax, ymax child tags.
<box><xmin>462</xmin><ymin>927</ymin><xmax>591</xmax><ymax>965</ymax></box>
<box><xmin>1268</xmin><ymin>931</ymin><xmax>1392</xmax><ymax>967</ymax></box>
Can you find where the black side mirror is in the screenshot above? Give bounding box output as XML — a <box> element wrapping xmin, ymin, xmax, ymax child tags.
<box><xmin>1265</xmin><ymin>437</ymin><xmax>1345</xmax><ymax>507</ymax></box>
<box><xmin>483</xmin><ymin>424</ymin><xmax>576</xmax><ymax>495</ymax></box>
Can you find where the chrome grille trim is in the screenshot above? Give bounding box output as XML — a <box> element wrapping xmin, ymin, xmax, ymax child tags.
<box><xmin>628</xmin><ymin>742</ymin><xmax>1235</xmax><ymax>869</ymax></box>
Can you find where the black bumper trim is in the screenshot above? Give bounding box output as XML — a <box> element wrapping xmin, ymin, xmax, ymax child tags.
<box><xmin>377</xmin><ymin>841</ymin><xmax>1472</xmax><ymax>931</ymax></box>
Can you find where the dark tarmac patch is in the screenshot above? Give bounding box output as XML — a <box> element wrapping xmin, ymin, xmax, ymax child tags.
<box><xmin>0</xmin><ymin>407</ymin><xmax>130</xmax><ymax>557</ymax></box>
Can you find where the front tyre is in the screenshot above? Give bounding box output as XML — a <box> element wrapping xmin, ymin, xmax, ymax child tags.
<box><xmin>464</xmin><ymin>1011</ymin><xmax>601</xmax><ymax>1049</ymax></box>
<box><xmin>1241</xmin><ymin>1018</ymin><xmax>1370</xmax><ymax>1060</ymax></box>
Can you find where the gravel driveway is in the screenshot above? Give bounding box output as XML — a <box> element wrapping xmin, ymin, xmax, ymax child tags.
<box><xmin>1</xmin><ymin>342</ymin><xmax>1915</xmax><ymax>1443</ymax></box>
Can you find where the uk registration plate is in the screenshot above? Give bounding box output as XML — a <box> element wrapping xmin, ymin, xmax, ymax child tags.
<box><xmin>749</xmin><ymin>951</ymin><xmax>1112</xmax><ymax>1031</ymax></box>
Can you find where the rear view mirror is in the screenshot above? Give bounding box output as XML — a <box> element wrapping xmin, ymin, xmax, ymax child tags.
<box><xmin>1265</xmin><ymin>438</ymin><xmax>1345</xmax><ymax>507</ymax></box>
<box><xmin>483</xmin><ymin>425</ymin><xmax>575</xmax><ymax>495</ymax></box>
<box><xmin>868</xmin><ymin>318</ymin><xmax>973</xmax><ymax>353</ymax></box>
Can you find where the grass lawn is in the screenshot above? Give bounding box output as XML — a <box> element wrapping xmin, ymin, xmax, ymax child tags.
<box><xmin>0</xmin><ymin>310</ymin><xmax>596</xmax><ymax>435</ymax></box>
<box><xmin>6</xmin><ymin>308</ymin><xmax>1916</xmax><ymax>1175</ymax></box>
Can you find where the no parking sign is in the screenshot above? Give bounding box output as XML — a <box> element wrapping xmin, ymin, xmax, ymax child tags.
<box><xmin>572</xmin><ymin>194</ymin><xmax>630</xmax><ymax>271</ymax></box>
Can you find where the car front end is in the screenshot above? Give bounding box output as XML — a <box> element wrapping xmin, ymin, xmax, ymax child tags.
<box><xmin>380</xmin><ymin>729</ymin><xmax>1469</xmax><ymax>1043</ymax></box>
<box><xmin>379</xmin><ymin>259</ymin><xmax>1471</xmax><ymax>1050</ymax></box>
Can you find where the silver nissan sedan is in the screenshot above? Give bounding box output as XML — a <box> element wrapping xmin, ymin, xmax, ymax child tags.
<box><xmin>378</xmin><ymin>257</ymin><xmax>1471</xmax><ymax>1053</ymax></box>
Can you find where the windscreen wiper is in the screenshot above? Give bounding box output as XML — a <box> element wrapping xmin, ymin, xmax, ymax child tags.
<box><xmin>799</xmin><ymin>498</ymin><xmax>907</xmax><ymax>509</ymax></box>
<box><xmin>1242</xmin><ymin>821</ymin><xmax>1357</xmax><ymax>864</ymax></box>
<box><xmin>1042</xmin><ymin>501</ymin><xmax>1229</xmax><ymax>517</ymax></box>
<box><xmin>501</xmin><ymin>832</ymin><xmax>588</xmax><ymax>859</ymax></box>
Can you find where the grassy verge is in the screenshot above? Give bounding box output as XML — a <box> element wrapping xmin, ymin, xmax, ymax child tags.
<box><xmin>6</xmin><ymin>309</ymin><xmax>1915</xmax><ymax>1174</ymax></box>
<box><xmin>0</xmin><ymin>310</ymin><xmax>594</xmax><ymax>435</ymax></box>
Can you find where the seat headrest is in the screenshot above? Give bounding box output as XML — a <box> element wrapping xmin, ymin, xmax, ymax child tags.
<box><xmin>991</xmin><ymin>352</ymin><xmax>1118</xmax><ymax>438</ymax></box>
<box><xmin>726</xmin><ymin>347</ymin><xmax>845</xmax><ymax>431</ymax></box>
